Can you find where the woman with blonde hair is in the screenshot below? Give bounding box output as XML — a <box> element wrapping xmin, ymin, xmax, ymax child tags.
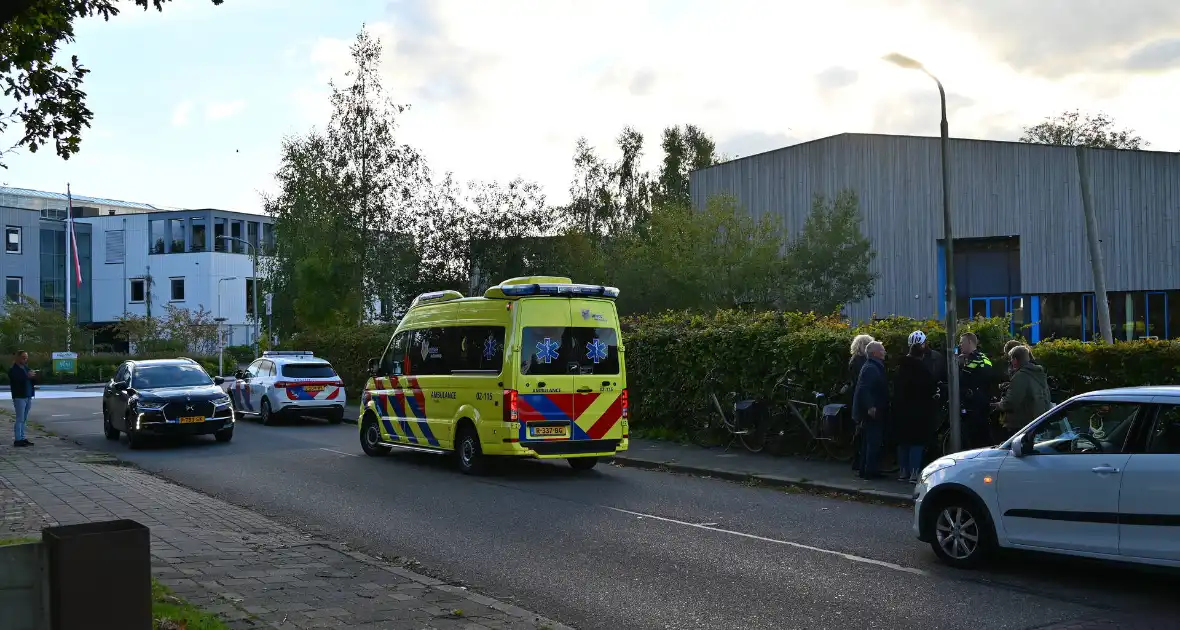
<box><xmin>848</xmin><ymin>334</ymin><xmax>875</xmax><ymax>473</ymax></box>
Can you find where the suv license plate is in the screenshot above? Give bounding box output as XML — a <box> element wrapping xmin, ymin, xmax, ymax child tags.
<box><xmin>179</xmin><ymin>416</ymin><xmax>204</xmax><ymax>424</ymax></box>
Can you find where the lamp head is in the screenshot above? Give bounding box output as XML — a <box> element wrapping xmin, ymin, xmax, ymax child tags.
<box><xmin>883</xmin><ymin>52</ymin><xmax>924</xmax><ymax>70</ymax></box>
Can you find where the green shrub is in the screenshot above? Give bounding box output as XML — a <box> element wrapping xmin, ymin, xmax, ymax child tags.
<box><xmin>0</xmin><ymin>353</ymin><xmax>218</xmax><ymax>385</ymax></box>
<box><xmin>222</xmin><ymin>345</ymin><xmax>256</xmax><ymax>368</ymax></box>
<box><xmin>623</xmin><ymin>310</ymin><xmax>1174</xmax><ymax>437</ymax></box>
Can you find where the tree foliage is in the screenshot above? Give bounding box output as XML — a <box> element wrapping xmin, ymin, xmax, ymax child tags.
<box><xmin>781</xmin><ymin>191</ymin><xmax>877</xmax><ymax>314</ymax></box>
<box><xmin>112</xmin><ymin>304</ymin><xmax>219</xmax><ymax>355</ymax></box>
<box><xmin>0</xmin><ymin>0</ymin><xmax>223</xmax><ymax>168</ymax></box>
<box><xmin>0</xmin><ymin>295</ymin><xmax>85</xmax><ymax>353</ymax></box>
<box><xmin>1019</xmin><ymin>110</ymin><xmax>1147</xmax><ymax>150</ymax></box>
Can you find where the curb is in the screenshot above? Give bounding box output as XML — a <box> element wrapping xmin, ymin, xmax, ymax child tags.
<box><xmin>608</xmin><ymin>455</ymin><xmax>915</xmax><ymax>506</ymax></box>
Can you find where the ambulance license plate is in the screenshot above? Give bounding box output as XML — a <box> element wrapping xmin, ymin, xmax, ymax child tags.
<box><xmin>530</xmin><ymin>425</ymin><xmax>568</xmax><ymax>438</ymax></box>
<box><xmin>179</xmin><ymin>416</ymin><xmax>204</xmax><ymax>424</ymax></box>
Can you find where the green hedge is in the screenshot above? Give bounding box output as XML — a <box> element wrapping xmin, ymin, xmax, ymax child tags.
<box><xmin>266</xmin><ymin>313</ymin><xmax>1180</xmax><ymax>437</ymax></box>
<box><xmin>0</xmin><ymin>354</ymin><xmax>219</xmax><ymax>386</ymax></box>
<box><xmin>282</xmin><ymin>324</ymin><xmax>397</xmax><ymax>390</ymax></box>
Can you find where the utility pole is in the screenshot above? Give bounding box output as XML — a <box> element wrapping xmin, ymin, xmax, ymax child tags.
<box><xmin>1076</xmin><ymin>146</ymin><xmax>1113</xmax><ymax>344</ymax></box>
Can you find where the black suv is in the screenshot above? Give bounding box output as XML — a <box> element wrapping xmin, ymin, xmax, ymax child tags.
<box><xmin>102</xmin><ymin>358</ymin><xmax>235</xmax><ymax>449</ymax></box>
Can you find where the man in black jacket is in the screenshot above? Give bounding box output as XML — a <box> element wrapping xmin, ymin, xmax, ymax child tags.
<box><xmin>8</xmin><ymin>350</ymin><xmax>38</xmax><ymax>447</ymax></box>
<box><xmin>853</xmin><ymin>341</ymin><xmax>888</xmax><ymax>479</ymax></box>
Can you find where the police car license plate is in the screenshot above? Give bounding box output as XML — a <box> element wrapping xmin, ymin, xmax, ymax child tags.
<box><xmin>530</xmin><ymin>425</ymin><xmax>568</xmax><ymax>438</ymax></box>
<box><xmin>179</xmin><ymin>416</ymin><xmax>204</xmax><ymax>424</ymax></box>
<box><xmin>303</xmin><ymin>385</ymin><xmax>326</xmax><ymax>393</ymax></box>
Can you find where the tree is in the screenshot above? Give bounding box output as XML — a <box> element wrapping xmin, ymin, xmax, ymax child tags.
<box><xmin>1019</xmin><ymin>110</ymin><xmax>1147</xmax><ymax>150</ymax></box>
<box><xmin>112</xmin><ymin>304</ymin><xmax>218</xmax><ymax>354</ymax></box>
<box><xmin>651</xmin><ymin>125</ymin><xmax>718</xmax><ymax>209</ymax></box>
<box><xmin>263</xmin><ymin>29</ymin><xmax>427</xmax><ymax>334</ymax></box>
<box><xmin>0</xmin><ymin>0</ymin><xmax>223</xmax><ymax>168</ymax></box>
<box><xmin>781</xmin><ymin>190</ymin><xmax>877</xmax><ymax>314</ymax></box>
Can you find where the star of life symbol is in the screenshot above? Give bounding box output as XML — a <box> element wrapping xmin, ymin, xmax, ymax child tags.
<box><xmin>482</xmin><ymin>335</ymin><xmax>500</xmax><ymax>361</ymax></box>
<box><xmin>585</xmin><ymin>338</ymin><xmax>609</xmax><ymax>364</ymax></box>
<box><xmin>536</xmin><ymin>337</ymin><xmax>561</xmax><ymax>364</ymax></box>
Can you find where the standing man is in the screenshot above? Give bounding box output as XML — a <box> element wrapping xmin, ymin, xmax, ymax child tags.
<box><xmin>995</xmin><ymin>345</ymin><xmax>1051</xmax><ymax>441</ymax></box>
<box><xmin>8</xmin><ymin>350</ymin><xmax>38</xmax><ymax>447</ymax></box>
<box><xmin>958</xmin><ymin>332</ymin><xmax>995</xmax><ymax>449</ymax></box>
<box><xmin>853</xmin><ymin>341</ymin><xmax>889</xmax><ymax>479</ymax></box>
<box><xmin>908</xmin><ymin>330</ymin><xmax>946</xmax><ymax>382</ymax></box>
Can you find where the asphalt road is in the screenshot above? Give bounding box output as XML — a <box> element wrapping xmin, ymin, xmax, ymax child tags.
<box><xmin>26</xmin><ymin>394</ymin><xmax>1180</xmax><ymax>630</ymax></box>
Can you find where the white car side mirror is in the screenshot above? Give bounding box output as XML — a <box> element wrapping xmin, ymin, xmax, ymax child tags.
<box><xmin>1011</xmin><ymin>436</ymin><xmax>1028</xmax><ymax>458</ymax></box>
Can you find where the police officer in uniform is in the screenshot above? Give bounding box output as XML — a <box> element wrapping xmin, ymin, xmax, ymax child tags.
<box><xmin>957</xmin><ymin>332</ymin><xmax>995</xmax><ymax>449</ymax></box>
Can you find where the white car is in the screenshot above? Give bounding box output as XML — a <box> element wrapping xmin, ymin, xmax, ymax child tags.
<box><xmin>914</xmin><ymin>386</ymin><xmax>1180</xmax><ymax>569</ymax></box>
<box><xmin>229</xmin><ymin>351</ymin><xmax>347</xmax><ymax>425</ymax></box>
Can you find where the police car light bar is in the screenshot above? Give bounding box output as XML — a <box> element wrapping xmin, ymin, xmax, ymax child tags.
<box><xmin>263</xmin><ymin>351</ymin><xmax>315</xmax><ymax>357</ymax></box>
<box><xmin>495</xmin><ymin>283</ymin><xmax>620</xmax><ymax>299</ymax></box>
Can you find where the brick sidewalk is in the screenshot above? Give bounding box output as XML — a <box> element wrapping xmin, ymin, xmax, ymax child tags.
<box><xmin>0</xmin><ymin>421</ymin><xmax>570</xmax><ymax>630</ymax></box>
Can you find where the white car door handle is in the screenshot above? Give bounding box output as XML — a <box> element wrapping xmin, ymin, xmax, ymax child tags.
<box><xmin>1091</xmin><ymin>466</ymin><xmax>1120</xmax><ymax>474</ymax></box>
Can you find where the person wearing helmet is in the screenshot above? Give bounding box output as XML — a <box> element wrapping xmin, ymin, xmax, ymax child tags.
<box><xmin>908</xmin><ymin>330</ymin><xmax>946</xmax><ymax>382</ymax></box>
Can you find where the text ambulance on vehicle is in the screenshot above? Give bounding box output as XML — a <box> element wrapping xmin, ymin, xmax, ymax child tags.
<box><xmin>229</xmin><ymin>351</ymin><xmax>347</xmax><ymax>425</ymax></box>
<box><xmin>359</xmin><ymin>276</ymin><xmax>629</xmax><ymax>474</ymax></box>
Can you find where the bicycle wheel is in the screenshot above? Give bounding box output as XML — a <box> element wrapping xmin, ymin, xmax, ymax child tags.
<box><xmin>818</xmin><ymin>436</ymin><xmax>855</xmax><ymax>462</ymax></box>
<box><xmin>688</xmin><ymin>412</ymin><xmax>723</xmax><ymax>448</ymax></box>
<box><xmin>738</xmin><ymin>413</ymin><xmax>768</xmax><ymax>453</ymax></box>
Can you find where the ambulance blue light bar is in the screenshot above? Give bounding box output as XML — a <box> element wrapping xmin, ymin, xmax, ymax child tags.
<box><xmin>496</xmin><ymin>283</ymin><xmax>620</xmax><ymax>299</ymax></box>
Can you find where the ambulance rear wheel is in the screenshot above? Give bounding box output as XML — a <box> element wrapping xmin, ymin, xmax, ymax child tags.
<box><xmin>456</xmin><ymin>426</ymin><xmax>487</xmax><ymax>475</ymax></box>
<box><xmin>568</xmin><ymin>457</ymin><xmax>599</xmax><ymax>471</ymax></box>
<box><xmin>360</xmin><ymin>415</ymin><xmax>390</xmax><ymax>457</ymax></box>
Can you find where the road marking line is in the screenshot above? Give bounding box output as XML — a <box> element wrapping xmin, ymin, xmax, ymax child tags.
<box><xmin>319</xmin><ymin>448</ymin><xmax>358</xmax><ymax>457</ymax></box>
<box><xmin>51</xmin><ymin>414</ymin><xmax>70</xmax><ymax>417</ymax></box>
<box><xmin>607</xmin><ymin>506</ymin><xmax>927</xmax><ymax>576</ymax></box>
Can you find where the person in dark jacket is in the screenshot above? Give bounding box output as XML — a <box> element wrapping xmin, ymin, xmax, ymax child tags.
<box><xmin>958</xmin><ymin>332</ymin><xmax>996</xmax><ymax>449</ymax></box>
<box><xmin>847</xmin><ymin>334</ymin><xmax>874</xmax><ymax>472</ymax></box>
<box><xmin>893</xmin><ymin>342</ymin><xmax>939</xmax><ymax>482</ymax></box>
<box><xmin>853</xmin><ymin>341</ymin><xmax>888</xmax><ymax>479</ymax></box>
<box><xmin>995</xmin><ymin>345</ymin><xmax>1052</xmax><ymax>440</ymax></box>
<box><xmin>8</xmin><ymin>350</ymin><xmax>38</xmax><ymax>447</ymax></box>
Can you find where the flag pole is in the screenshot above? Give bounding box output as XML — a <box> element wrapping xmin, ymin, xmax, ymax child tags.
<box><xmin>65</xmin><ymin>184</ymin><xmax>73</xmax><ymax>351</ymax></box>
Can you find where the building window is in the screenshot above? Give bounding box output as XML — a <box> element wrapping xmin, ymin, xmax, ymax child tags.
<box><xmin>5</xmin><ymin>226</ymin><xmax>21</xmax><ymax>254</ymax></box>
<box><xmin>214</xmin><ymin>217</ymin><xmax>228</xmax><ymax>252</ymax></box>
<box><xmin>245</xmin><ymin>278</ymin><xmax>257</xmax><ymax>316</ymax></box>
<box><xmin>247</xmin><ymin>221</ymin><xmax>259</xmax><ymax>251</ymax></box>
<box><xmin>149</xmin><ymin>219</ymin><xmax>167</xmax><ymax>254</ymax></box>
<box><xmin>230</xmin><ymin>220</ymin><xmax>243</xmax><ymax>253</ymax></box>
<box><xmin>169</xmin><ymin>218</ymin><xmax>186</xmax><ymax>253</ymax></box>
<box><xmin>170</xmin><ymin>277</ymin><xmax>185</xmax><ymax>302</ymax></box>
<box><xmin>4</xmin><ymin>276</ymin><xmax>21</xmax><ymax>302</ymax></box>
<box><xmin>105</xmin><ymin>229</ymin><xmax>125</xmax><ymax>264</ymax></box>
<box><xmin>192</xmin><ymin>217</ymin><xmax>207</xmax><ymax>252</ymax></box>
<box><xmin>262</xmin><ymin>223</ymin><xmax>275</xmax><ymax>255</ymax></box>
<box><xmin>130</xmin><ymin>278</ymin><xmax>146</xmax><ymax>303</ymax></box>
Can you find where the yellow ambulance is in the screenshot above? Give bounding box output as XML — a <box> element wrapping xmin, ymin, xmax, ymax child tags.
<box><xmin>358</xmin><ymin>276</ymin><xmax>630</xmax><ymax>474</ymax></box>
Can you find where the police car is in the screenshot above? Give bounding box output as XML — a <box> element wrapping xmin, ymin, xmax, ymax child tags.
<box><xmin>230</xmin><ymin>351</ymin><xmax>346</xmax><ymax>425</ymax></box>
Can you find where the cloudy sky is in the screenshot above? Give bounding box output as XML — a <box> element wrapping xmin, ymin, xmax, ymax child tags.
<box><xmin>4</xmin><ymin>0</ymin><xmax>1180</xmax><ymax>212</ymax></box>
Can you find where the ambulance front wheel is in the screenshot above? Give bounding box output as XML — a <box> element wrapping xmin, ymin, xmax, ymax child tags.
<box><xmin>360</xmin><ymin>415</ymin><xmax>391</xmax><ymax>457</ymax></box>
<box><xmin>568</xmin><ymin>457</ymin><xmax>599</xmax><ymax>471</ymax></box>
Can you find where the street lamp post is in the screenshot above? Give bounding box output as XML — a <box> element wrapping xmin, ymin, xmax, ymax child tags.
<box><xmin>884</xmin><ymin>52</ymin><xmax>962</xmax><ymax>453</ymax></box>
<box><xmin>217</xmin><ymin>276</ymin><xmax>238</xmax><ymax>377</ymax></box>
<box><xmin>219</xmin><ymin>236</ymin><xmax>260</xmax><ymax>360</ymax></box>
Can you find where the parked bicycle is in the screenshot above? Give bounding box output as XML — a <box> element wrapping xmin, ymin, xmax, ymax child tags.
<box><xmin>764</xmin><ymin>372</ymin><xmax>855</xmax><ymax>462</ymax></box>
<box><xmin>688</xmin><ymin>369</ymin><xmax>768</xmax><ymax>453</ymax></box>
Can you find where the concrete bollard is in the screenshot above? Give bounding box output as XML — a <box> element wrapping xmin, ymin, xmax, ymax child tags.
<box><xmin>44</xmin><ymin>519</ymin><xmax>151</xmax><ymax>630</ymax></box>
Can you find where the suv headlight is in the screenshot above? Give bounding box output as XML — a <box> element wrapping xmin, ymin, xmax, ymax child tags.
<box><xmin>136</xmin><ymin>399</ymin><xmax>165</xmax><ymax>412</ymax></box>
<box><xmin>213</xmin><ymin>395</ymin><xmax>232</xmax><ymax>407</ymax></box>
<box><xmin>920</xmin><ymin>457</ymin><xmax>956</xmax><ymax>481</ymax></box>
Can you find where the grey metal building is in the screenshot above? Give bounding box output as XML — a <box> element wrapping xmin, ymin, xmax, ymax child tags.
<box><xmin>689</xmin><ymin>133</ymin><xmax>1180</xmax><ymax>342</ymax></box>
